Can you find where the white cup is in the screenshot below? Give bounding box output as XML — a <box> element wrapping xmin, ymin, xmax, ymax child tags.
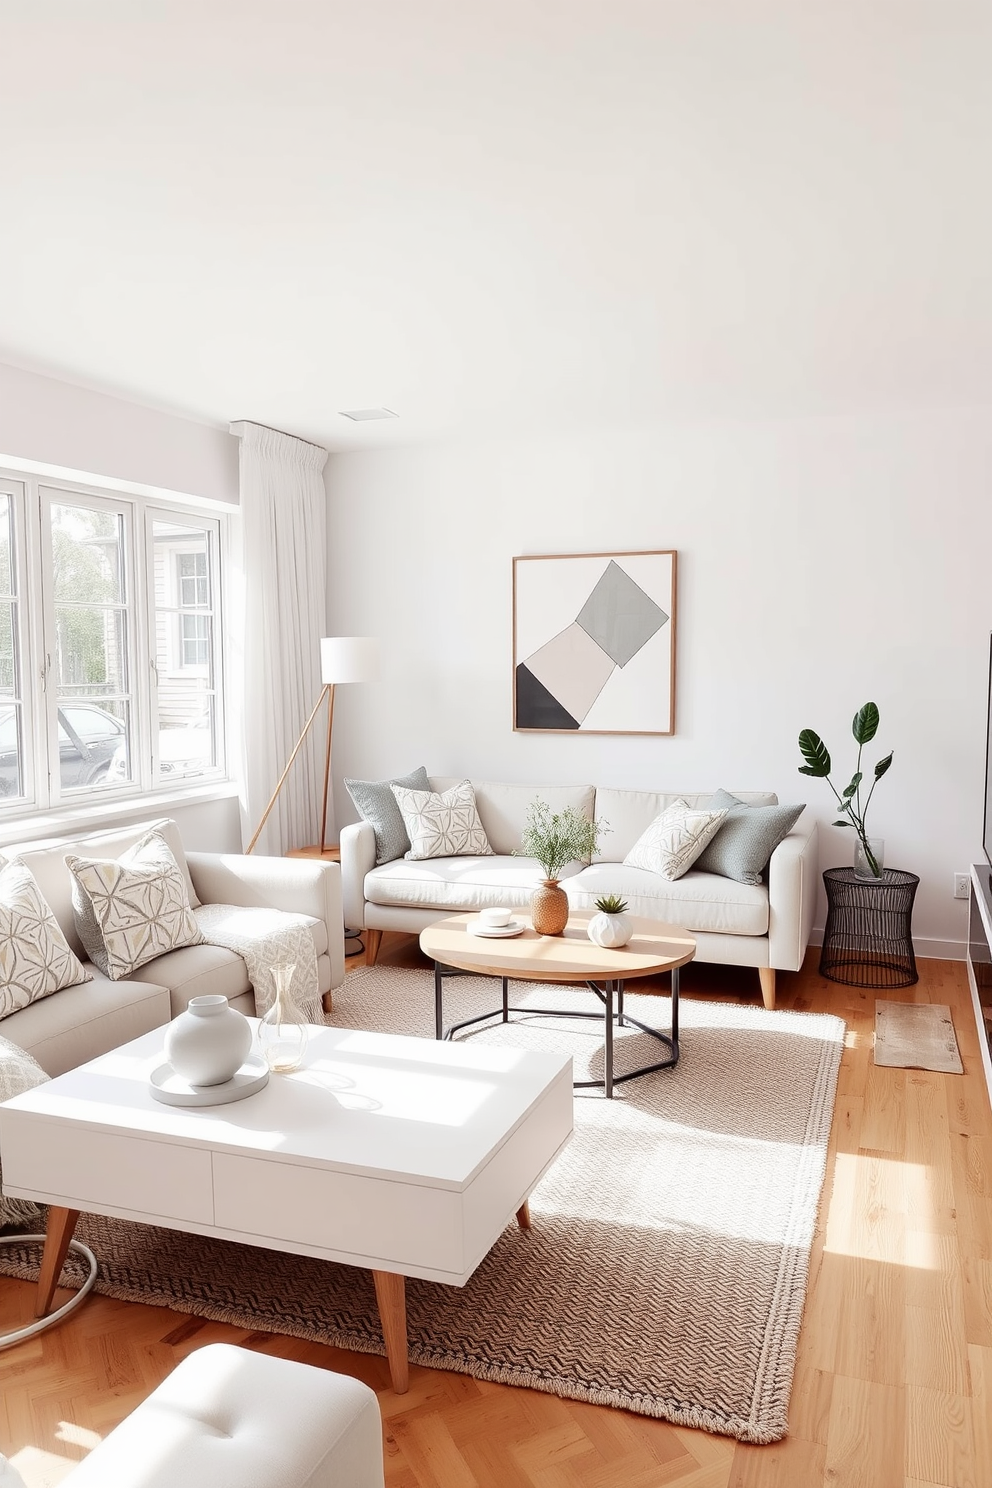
<box><xmin>480</xmin><ymin>906</ymin><xmax>512</xmax><ymax>928</ymax></box>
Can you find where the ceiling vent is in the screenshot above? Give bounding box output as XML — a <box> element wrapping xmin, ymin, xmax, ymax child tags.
<box><xmin>338</xmin><ymin>407</ymin><xmax>398</xmax><ymax>421</ymax></box>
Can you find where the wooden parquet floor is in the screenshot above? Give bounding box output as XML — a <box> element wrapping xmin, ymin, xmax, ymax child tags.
<box><xmin>2</xmin><ymin>936</ymin><xmax>991</xmax><ymax>1488</ymax></box>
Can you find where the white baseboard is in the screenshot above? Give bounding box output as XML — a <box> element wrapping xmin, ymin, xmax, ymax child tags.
<box><xmin>810</xmin><ymin>927</ymin><xmax>965</xmax><ymax>962</ymax></box>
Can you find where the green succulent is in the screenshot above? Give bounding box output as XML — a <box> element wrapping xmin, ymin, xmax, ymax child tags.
<box><xmin>594</xmin><ymin>894</ymin><xmax>628</xmax><ymax>915</ymax></box>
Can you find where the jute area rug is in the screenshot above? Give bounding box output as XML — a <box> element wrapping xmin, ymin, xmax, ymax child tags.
<box><xmin>0</xmin><ymin>969</ymin><xmax>845</xmax><ymax>1444</ymax></box>
<box><xmin>874</xmin><ymin>999</ymin><xmax>963</xmax><ymax>1073</ymax></box>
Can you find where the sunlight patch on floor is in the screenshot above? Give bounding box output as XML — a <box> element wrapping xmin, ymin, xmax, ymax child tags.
<box><xmin>10</xmin><ymin>1445</ymin><xmax>78</xmax><ymax>1487</ymax></box>
<box><xmin>54</xmin><ymin>1423</ymin><xmax>101</xmax><ymax>1450</ymax></box>
<box><xmin>824</xmin><ymin>1151</ymin><xmax>938</xmax><ymax>1267</ymax></box>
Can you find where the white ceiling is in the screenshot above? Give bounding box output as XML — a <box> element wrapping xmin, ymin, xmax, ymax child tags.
<box><xmin>1</xmin><ymin>2</ymin><xmax>990</xmax><ymax>452</ymax></box>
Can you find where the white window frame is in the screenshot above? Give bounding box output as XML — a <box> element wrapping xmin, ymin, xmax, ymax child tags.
<box><xmin>0</xmin><ymin>467</ymin><xmax>229</xmax><ymax>824</ymax></box>
<box><xmin>145</xmin><ymin>507</ymin><xmax>225</xmax><ymax>789</ymax></box>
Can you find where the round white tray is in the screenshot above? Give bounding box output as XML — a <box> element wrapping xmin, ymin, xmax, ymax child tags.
<box><xmin>149</xmin><ymin>1055</ymin><xmax>270</xmax><ymax>1107</ymax></box>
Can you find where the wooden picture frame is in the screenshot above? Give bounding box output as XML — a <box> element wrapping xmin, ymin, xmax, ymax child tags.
<box><xmin>513</xmin><ymin>550</ymin><xmax>677</xmax><ymax>735</ymax></box>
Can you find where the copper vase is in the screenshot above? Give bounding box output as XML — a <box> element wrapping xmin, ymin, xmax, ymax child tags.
<box><xmin>531</xmin><ymin>879</ymin><xmax>569</xmax><ymax>936</ymax></box>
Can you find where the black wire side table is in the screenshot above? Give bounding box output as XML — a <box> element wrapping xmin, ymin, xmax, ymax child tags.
<box><xmin>820</xmin><ymin>867</ymin><xmax>920</xmax><ymax>989</ymax></box>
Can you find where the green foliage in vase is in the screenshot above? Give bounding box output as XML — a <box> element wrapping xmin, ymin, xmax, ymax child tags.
<box><xmin>515</xmin><ymin>799</ymin><xmax>608</xmax><ymax>881</ymax></box>
<box><xmin>594</xmin><ymin>894</ymin><xmax>628</xmax><ymax>915</ymax></box>
<box><xmin>798</xmin><ymin>701</ymin><xmax>893</xmax><ymax>878</ymax></box>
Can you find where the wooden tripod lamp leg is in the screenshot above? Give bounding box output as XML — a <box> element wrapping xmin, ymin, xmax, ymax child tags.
<box><xmin>245</xmin><ymin>685</ymin><xmax>330</xmax><ymax>854</ymax></box>
<box><xmin>319</xmin><ymin>683</ymin><xmax>336</xmax><ymax>854</ymax></box>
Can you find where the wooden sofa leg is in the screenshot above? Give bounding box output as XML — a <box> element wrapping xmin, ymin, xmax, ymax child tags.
<box><xmin>365</xmin><ymin>929</ymin><xmax>382</xmax><ymax>967</ymax></box>
<box><xmin>758</xmin><ymin>967</ymin><xmax>776</xmax><ymax>1010</ymax></box>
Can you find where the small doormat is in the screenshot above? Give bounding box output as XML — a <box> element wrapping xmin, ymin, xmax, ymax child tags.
<box><xmin>874</xmin><ymin>1001</ymin><xmax>963</xmax><ymax>1073</ymax></box>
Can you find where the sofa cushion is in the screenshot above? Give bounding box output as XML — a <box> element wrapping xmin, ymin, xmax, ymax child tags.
<box><xmin>13</xmin><ymin>816</ymin><xmax>200</xmax><ymax>954</ymax></box>
<box><xmin>364</xmin><ymin>855</ymin><xmax>560</xmax><ymax>912</ymax></box>
<box><xmin>0</xmin><ymin>1032</ymin><xmax>49</xmax><ymax>1227</ymax></box>
<box><xmin>623</xmin><ymin>799</ymin><xmax>728</xmax><ymax>881</ymax></box>
<box><xmin>0</xmin><ymin>969</ymin><xmax>170</xmax><ymax>1077</ymax></box>
<box><xmin>695</xmin><ymin>789</ymin><xmax>806</xmax><ymax>885</ymax></box>
<box><xmin>0</xmin><ymin>858</ymin><xmax>91</xmax><ymax>1018</ymax></box>
<box><xmin>429</xmin><ymin>779</ymin><xmax>597</xmax><ymax>857</ymax></box>
<box><xmin>566</xmin><ymin>864</ymin><xmax>770</xmax><ymax>937</ymax></box>
<box><xmin>345</xmin><ymin>765</ymin><xmax>430</xmax><ymax>865</ymax></box>
<box><xmin>592</xmin><ymin>788</ymin><xmax>778</xmax><ymax>862</ymax></box>
<box><xmin>66</xmin><ymin>828</ymin><xmax>205</xmax><ymax>980</ymax></box>
<box><xmin>392</xmin><ymin>779</ymin><xmax>493</xmax><ymax>860</ymax></box>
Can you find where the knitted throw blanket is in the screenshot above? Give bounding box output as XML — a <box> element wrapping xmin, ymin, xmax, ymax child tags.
<box><xmin>193</xmin><ymin>904</ymin><xmax>322</xmax><ymax>1023</ymax></box>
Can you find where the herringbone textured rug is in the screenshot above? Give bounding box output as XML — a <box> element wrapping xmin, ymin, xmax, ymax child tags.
<box><xmin>0</xmin><ymin>970</ymin><xmax>844</xmax><ymax>1443</ymax></box>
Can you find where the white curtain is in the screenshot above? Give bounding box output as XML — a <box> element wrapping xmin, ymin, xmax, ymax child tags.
<box><xmin>233</xmin><ymin>421</ymin><xmax>328</xmax><ymax>855</ymax></box>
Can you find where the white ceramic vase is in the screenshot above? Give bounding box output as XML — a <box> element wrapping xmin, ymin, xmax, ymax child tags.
<box><xmin>164</xmin><ymin>994</ymin><xmax>253</xmax><ymax>1086</ymax></box>
<box><xmin>587</xmin><ymin>911</ymin><xmax>633</xmax><ymax>948</ymax></box>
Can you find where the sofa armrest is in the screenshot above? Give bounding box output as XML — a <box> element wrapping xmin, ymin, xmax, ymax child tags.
<box><xmin>766</xmin><ymin>817</ymin><xmax>819</xmax><ymax>973</ymax></box>
<box><xmin>340</xmin><ymin>821</ymin><xmax>377</xmax><ymax>929</ymax></box>
<box><xmin>186</xmin><ymin>852</ymin><xmax>345</xmax><ymax>990</ymax></box>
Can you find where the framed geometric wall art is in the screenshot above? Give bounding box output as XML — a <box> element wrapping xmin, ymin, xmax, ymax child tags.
<box><xmin>513</xmin><ymin>550</ymin><xmax>677</xmax><ymax>735</ymax></box>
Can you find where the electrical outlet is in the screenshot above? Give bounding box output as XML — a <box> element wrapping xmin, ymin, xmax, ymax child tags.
<box><xmin>954</xmin><ymin>873</ymin><xmax>971</xmax><ymax>899</ymax></box>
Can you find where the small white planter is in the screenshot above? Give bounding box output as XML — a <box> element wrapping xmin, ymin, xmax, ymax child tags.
<box><xmin>587</xmin><ymin>911</ymin><xmax>633</xmax><ymax>949</ymax></box>
<box><xmin>164</xmin><ymin>994</ymin><xmax>253</xmax><ymax>1086</ymax></box>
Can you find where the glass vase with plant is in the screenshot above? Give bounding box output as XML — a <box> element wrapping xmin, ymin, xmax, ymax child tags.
<box><xmin>515</xmin><ymin>800</ymin><xmax>609</xmax><ymax>935</ymax></box>
<box><xmin>798</xmin><ymin>702</ymin><xmax>893</xmax><ymax>879</ymax></box>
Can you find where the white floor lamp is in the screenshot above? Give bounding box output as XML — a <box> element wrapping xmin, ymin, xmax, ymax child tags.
<box><xmin>246</xmin><ymin>636</ymin><xmax>379</xmax><ymax>854</ymax></box>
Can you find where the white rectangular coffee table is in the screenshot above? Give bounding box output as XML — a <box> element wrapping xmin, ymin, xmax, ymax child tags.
<box><xmin>0</xmin><ymin>1022</ymin><xmax>573</xmax><ymax>1392</ymax></box>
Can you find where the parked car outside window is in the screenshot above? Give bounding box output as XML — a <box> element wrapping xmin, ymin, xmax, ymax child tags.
<box><xmin>0</xmin><ymin>703</ymin><xmax>126</xmax><ymax>796</ymax></box>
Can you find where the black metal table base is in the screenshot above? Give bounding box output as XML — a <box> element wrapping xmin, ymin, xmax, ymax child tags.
<box><xmin>432</xmin><ymin>963</ymin><xmax>680</xmax><ymax>1099</ymax></box>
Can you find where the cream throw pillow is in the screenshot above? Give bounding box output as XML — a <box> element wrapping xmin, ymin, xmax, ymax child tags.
<box><xmin>624</xmin><ymin>799</ymin><xmax>729</xmax><ymax>881</ymax></box>
<box><xmin>0</xmin><ymin>858</ymin><xmax>91</xmax><ymax>1018</ymax></box>
<box><xmin>391</xmin><ymin>779</ymin><xmax>494</xmax><ymax>860</ymax></box>
<box><xmin>66</xmin><ymin>828</ymin><xmax>204</xmax><ymax>980</ymax></box>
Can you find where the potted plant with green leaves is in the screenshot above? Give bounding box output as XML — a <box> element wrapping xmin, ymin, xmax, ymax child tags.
<box><xmin>516</xmin><ymin>800</ymin><xmax>609</xmax><ymax>935</ymax></box>
<box><xmin>587</xmin><ymin>893</ymin><xmax>632</xmax><ymax>949</ymax></box>
<box><xmin>798</xmin><ymin>701</ymin><xmax>893</xmax><ymax>879</ymax></box>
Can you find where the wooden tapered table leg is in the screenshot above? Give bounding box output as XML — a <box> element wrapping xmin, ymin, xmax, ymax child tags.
<box><xmin>35</xmin><ymin>1206</ymin><xmax>80</xmax><ymax>1317</ymax></box>
<box><xmin>516</xmin><ymin>1200</ymin><xmax>532</xmax><ymax>1230</ymax></box>
<box><xmin>372</xmin><ymin>1269</ymin><xmax>409</xmax><ymax>1393</ymax></box>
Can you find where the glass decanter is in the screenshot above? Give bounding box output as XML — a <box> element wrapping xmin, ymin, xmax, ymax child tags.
<box><xmin>258</xmin><ymin>962</ymin><xmax>308</xmax><ymax>1073</ymax></box>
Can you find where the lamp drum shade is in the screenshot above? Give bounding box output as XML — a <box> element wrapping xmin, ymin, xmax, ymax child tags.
<box><xmin>320</xmin><ymin>637</ymin><xmax>378</xmax><ymax>684</ymax></box>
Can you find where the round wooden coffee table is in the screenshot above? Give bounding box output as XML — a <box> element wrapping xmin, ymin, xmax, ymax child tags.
<box><xmin>420</xmin><ymin>911</ymin><xmax>696</xmax><ymax>1098</ymax></box>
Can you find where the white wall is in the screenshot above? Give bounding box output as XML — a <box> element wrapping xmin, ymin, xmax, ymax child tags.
<box><xmin>0</xmin><ymin>360</ymin><xmax>238</xmax><ymax>505</ymax></box>
<box><xmin>325</xmin><ymin>405</ymin><xmax>992</xmax><ymax>958</ymax></box>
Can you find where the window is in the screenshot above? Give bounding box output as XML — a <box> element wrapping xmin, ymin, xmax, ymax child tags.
<box><xmin>0</xmin><ymin>470</ymin><xmax>226</xmax><ymax>816</ymax></box>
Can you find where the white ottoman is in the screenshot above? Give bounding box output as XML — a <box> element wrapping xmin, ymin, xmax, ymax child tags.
<box><xmin>53</xmin><ymin>1344</ymin><xmax>384</xmax><ymax>1488</ymax></box>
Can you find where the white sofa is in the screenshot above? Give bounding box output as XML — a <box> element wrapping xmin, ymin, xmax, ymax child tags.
<box><xmin>0</xmin><ymin>818</ymin><xmax>345</xmax><ymax>1076</ymax></box>
<box><xmin>341</xmin><ymin>779</ymin><xmax>817</xmax><ymax>1008</ymax></box>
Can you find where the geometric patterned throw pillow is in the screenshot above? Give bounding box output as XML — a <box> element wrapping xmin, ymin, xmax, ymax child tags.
<box><xmin>623</xmin><ymin>798</ymin><xmax>729</xmax><ymax>882</ymax></box>
<box><xmin>0</xmin><ymin>858</ymin><xmax>91</xmax><ymax>1018</ymax></box>
<box><xmin>390</xmin><ymin>779</ymin><xmax>494</xmax><ymax>860</ymax></box>
<box><xmin>65</xmin><ymin>828</ymin><xmax>204</xmax><ymax>981</ymax></box>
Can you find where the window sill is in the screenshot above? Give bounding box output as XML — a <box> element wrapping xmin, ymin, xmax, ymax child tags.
<box><xmin>0</xmin><ymin>779</ymin><xmax>241</xmax><ymax>851</ymax></box>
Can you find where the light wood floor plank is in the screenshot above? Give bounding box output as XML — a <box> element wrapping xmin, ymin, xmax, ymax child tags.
<box><xmin>2</xmin><ymin>941</ymin><xmax>991</xmax><ymax>1488</ymax></box>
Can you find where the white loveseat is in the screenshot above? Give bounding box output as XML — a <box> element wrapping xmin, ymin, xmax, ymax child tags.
<box><xmin>341</xmin><ymin>779</ymin><xmax>817</xmax><ymax>1008</ymax></box>
<box><xmin>0</xmin><ymin>818</ymin><xmax>345</xmax><ymax>1076</ymax></box>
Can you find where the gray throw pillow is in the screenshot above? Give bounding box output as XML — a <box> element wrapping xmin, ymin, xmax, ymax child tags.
<box><xmin>694</xmin><ymin>789</ymin><xmax>805</xmax><ymax>886</ymax></box>
<box><xmin>345</xmin><ymin>766</ymin><xmax>431</xmax><ymax>865</ymax></box>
